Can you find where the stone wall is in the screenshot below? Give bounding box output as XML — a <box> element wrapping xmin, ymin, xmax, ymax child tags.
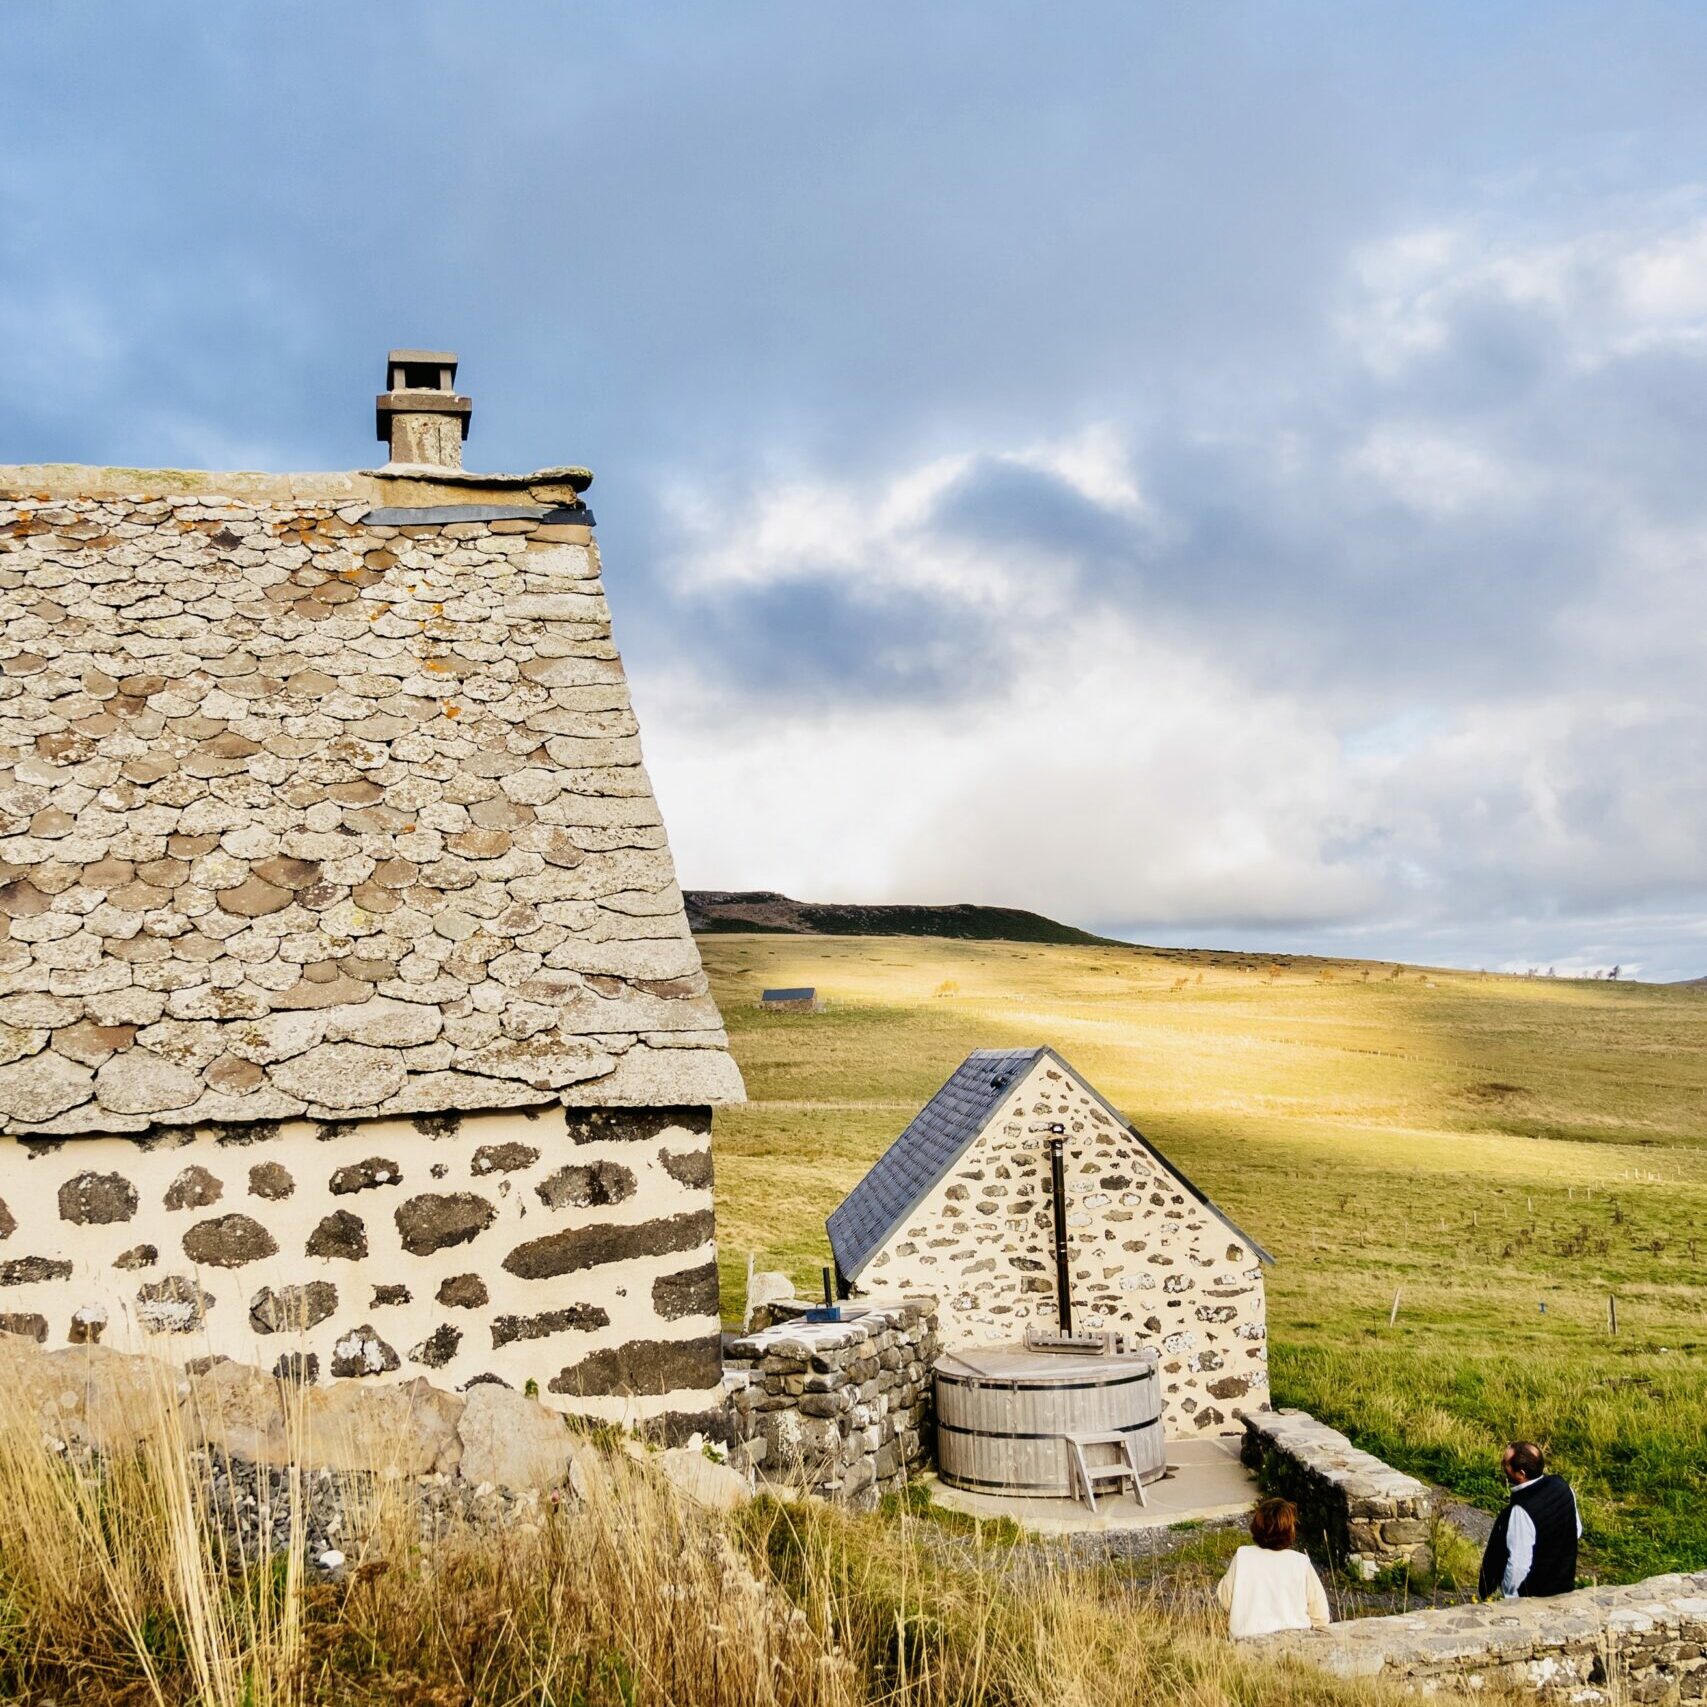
<box><xmin>1242</xmin><ymin>1409</ymin><xmax>1434</xmax><ymax>1573</ymax></box>
<box><xmin>1245</xmin><ymin>1572</ymin><xmax>1707</xmax><ymax>1701</ymax></box>
<box><xmin>845</xmin><ymin>1054</ymin><xmax>1268</xmax><ymax>1431</ymax></box>
<box><xmin>0</xmin><ymin>1101</ymin><xmax>725</xmax><ymax>1435</ymax></box>
<box><xmin>726</xmin><ymin>1302</ymin><xmax>938</xmax><ymax>1510</ymax></box>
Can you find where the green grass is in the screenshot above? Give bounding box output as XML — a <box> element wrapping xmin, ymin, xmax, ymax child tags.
<box><xmin>703</xmin><ymin>934</ymin><xmax>1707</xmax><ymax>1585</ymax></box>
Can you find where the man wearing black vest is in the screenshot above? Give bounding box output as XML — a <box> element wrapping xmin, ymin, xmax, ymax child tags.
<box><xmin>1478</xmin><ymin>1441</ymin><xmax>1581</xmax><ymax>1600</ymax></box>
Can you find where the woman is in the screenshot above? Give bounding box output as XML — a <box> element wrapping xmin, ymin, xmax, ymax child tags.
<box><xmin>1215</xmin><ymin>1497</ymin><xmax>1332</xmax><ymax>1638</ymax></box>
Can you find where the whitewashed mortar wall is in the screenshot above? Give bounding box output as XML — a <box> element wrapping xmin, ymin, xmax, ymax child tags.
<box><xmin>0</xmin><ymin>1102</ymin><xmax>724</xmax><ymax>1431</ymax></box>
<box><xmin>845</xmin><ymin>1056</ymin><xmax>1268</xmax><ymax>1432</ymax></box>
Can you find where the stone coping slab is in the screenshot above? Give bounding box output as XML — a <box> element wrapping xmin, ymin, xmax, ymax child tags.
<box><xmin>1245</xmin><ymin>1571</ymin><xmax>1707</xmax><ymax>1697</ymax></box>
<box><xmin>1244</xmin><ymin>1409</ymin><xmax>1431</xmax><ymax>1505</ymax></box>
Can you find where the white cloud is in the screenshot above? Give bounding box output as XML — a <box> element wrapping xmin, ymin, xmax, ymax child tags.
<box><xmin>1345</xmin><ymin>424</ymin><xmax>1528</xmax><ymax>516</ymax></box>
<box><xmin>644</xmin><ymin>603</ymin><xmax>1377</xmax><ymax>927</ymax></box>
<box><xmin>1342</xmin><ymin>198</ymin><xmax>1707</xmax><ymax>375</ymax></box>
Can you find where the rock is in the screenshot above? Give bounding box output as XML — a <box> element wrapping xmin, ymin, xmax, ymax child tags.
<box><xmin>69</xmin><ymin>1303</ymin><xmax>108</xmax><ymax>1344</ymax></box>
<box><xmin>0</xmin><ymin>1197</ymin><xmax>13</xmax><ymax>1240</ymax></box>
<box><xmin>329</xmin><ymin>1155</ymin><xmax>403</xmax><ymax>1194</ymax></box>
<box><xmin>182</xmin><ymin>1213</ymin><xmax>278</xmax><ymax>1268</ymax></box>
<box><xmin>394</xmin><ymin>1192</ymin><xmax>497</xmax><ymax>1256</ymax></box>
<box><xmin>59</xmin><ymin>1169</ymin><xmax>139</xmax><ymax>1225</ymax></box>
<box><xmin>164</xmin><ymin>1164</ymin><xmax>224</xmax><ymax>1210</ymax></box>
<box><xmin>271</xmin><ymin>1043</ymin><xmax>407</xmax><ymax>1110</ymax></box>
<box><xmin>0</xmin><ymin>1053</ymin><xmax>94</xmax><ymax>1123</ymax></box>
<box><xmin>505</xmin><ymin>1209</ymin><xmax>712</xmax><ymax>1281</ymax></box>
<box><xmin>225</xmin><ymin>1010</ymin><xmax>325</xmax><ymax>1064</ymax></box>
<box><xmin>180</xmin><ymin>1359</ymin><xmax>295</xmax><ymax>1463</ymax></box>
<box><xmin>310</xmin><ymin>1376</ymin><xmax>462</xmax><ymax>1475</ymax></box>
<box><xmin>323</xmin><ymin>998</ymin><xmax>442</xmax><ymax>1048</ymax></box>
<box><xmin>306</xmin><ymin>1210</ymin><xmax>367</xmax><ymax>1259</ymax></box>
<box><xmin>455</xmin><ymin>1383</ymin><xmax>586</xmax><ymax>1493</ymax></box>
<box><xmin>216</xmin><ymin>876</ymin><xmax>293</xmax><ymax>917</ymax></box>
<box><xmin>0</xmin><ymin>1312</ymin><xmax>47</xmax><ymax>1342</ymax></box>
<box><xmin>548</xmin><ymin>1333</ymin><xmax>722</xmax><ymax>1398</ymax></box>
<box><xmin>248</xmin><ymin>1161</ymin><xmax>294</xmax><ymax>1200</ymax></box>
<box><xmin>329</xmin><ymin>1324</ymin><xmax>399</xmax><ymax>1378</ymax></box>
<box><xmin>437</xmin><ymin>1273</ymin><xmax>488</xmax><ymax>1309</ymax></box>
<box><xmin>113</xmin><ymin>1243</ymin><xmax>158</xmax><ymax>1269</ymax></box>
<box><xmin>136</xmin><ymin>1274</ymin><xmax>215</xmax><ymax>1334</ymax></box>
<box><xmin>743</xmin><ymin>1270</ymin><xmax>796</xmax><ymax>1327</ymax></box>
<box><xmin>95</xmin><ymin>1049</ymin><xmax>202</xmax><ymax>1114</ymax></box>
<box><xmin>534</xmin><ymin>1160</ymin><xmax>636</xmax><ymax>1210</ymax></box>
<box><xmin>470</xmin><ymin>1141</ymin><xmax>538</xmax><ymax>1175</ymax></box>
<box><xmin>370</xmin><ymin>1284</ymin><xmax>410</xmax><ymax>1307</ymax></box>
<box><xmin>654</xmin><ymin>1260</ymin><xmax>720</xmax><ymax>1322</ymax></box>
<box><xmin>249</xmin><ymin>1281</ymin><xmax>339</xmax><ymax>1335</ymax></box>
<box><xmin>660</xmin><ymin>1147</ymin><xmax>714</xmax><ymax>1189</ymax></box>
<box><xmin>489</xmin><ymin>1304</ymin><xmax>609</xmax><ymax>1346</ymax></box>
<box><xmin>651</xmin><ymin>1444</ymin><xmax>751</xmax><ymax>1513</ymax></box>
<box><xmin>408</xmin><ymin>1323</ymin><xmax>461</xmax><ymax>1368</ymax></box>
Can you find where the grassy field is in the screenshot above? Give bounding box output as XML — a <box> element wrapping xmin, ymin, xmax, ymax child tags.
<box><xmin>703</xmin><ymin>935</ymin><xmax>1707</xmax><ymax>1584</ymax></box>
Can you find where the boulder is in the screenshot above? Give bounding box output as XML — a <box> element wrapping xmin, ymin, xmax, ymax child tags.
<box><xmin>309</xmin><ymin>1377</ymin><xmax>463</xmax><ymax>1476</ymax></box>
<box><xmin>454</xmin><ymin>1382</ymin><xmax>588</xmax><ymax>1493</ymax></box>
<box><xmin>650</xmin><ymin>1443</ymin><xmax>751</xmax><ymax>1513</ymax></box>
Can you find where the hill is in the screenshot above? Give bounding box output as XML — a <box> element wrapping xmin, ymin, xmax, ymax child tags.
<box><xmin>701</xmin><ymin>932</ymin><xmax>1707</xmax><ymax>1583</ymax></box>
<box><xmin>684</xmin><ymin>888</ymin><xmax>1116</xmax><ymax>945</ymax></box>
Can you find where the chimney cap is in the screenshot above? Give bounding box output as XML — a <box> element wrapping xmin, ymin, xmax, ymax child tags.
<box><xmin>387</xmin><ymin>348</ymin><xmax>459</xmax><ymax>373</ymax></box>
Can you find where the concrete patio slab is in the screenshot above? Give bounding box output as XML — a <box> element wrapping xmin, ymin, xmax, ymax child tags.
<box><xmin>924</xmin><ymin>1430</ymin><xmax>1258</xmax><ymax>1535</ymax></box>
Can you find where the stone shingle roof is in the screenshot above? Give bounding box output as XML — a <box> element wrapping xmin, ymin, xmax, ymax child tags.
<box><xmin>825</xmin><ymin>1046</ymin><xmax>1271</xmax><ymax>1282</ymax></box>
<box><xmin>827</xmin><ymin>1047</ymin><xmax>1041</xmax><ymax>1281</ymax></box>
<box><xmin>0</xmin><ymin>466</ymin><xmax>742</xmax><ymax>1136</ymax></box>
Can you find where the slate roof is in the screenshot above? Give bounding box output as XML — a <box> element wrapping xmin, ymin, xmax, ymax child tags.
<box><xmin>825</xmin><ymin>1046</ymin><xmax>1270</xmax><ymax>1283</ymax></box>
<box><xmin>828</xmin><ymin>1048</ymin><xmax>1042</xmax><ymax>1281</ymax></box>
<box><xmin>760</xmin><ymin>987</ymin><xmax>815</xmax><ymax>1003</ymax></box>
<box><xmin>0</xmin><ymin>466</ymin><xmax>742</xmax><ymax>1137</ymax></box>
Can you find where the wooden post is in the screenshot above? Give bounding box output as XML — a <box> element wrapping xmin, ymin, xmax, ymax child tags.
<box><xmin>1608</xmin><ymin>1294</ymin><xmax>1618</xmax><ymax>1336</ymax></box>
<box><xmin>1389</xmin><ymin>1288</ymin><xmax>1402</xmax><ymax>1326</ymax></box>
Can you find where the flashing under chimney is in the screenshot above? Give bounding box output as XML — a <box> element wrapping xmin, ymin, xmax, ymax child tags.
<box><xmin>375</xmin><ymin>348</ymin><xmax>473</xmax><ymax>469</ymax></box>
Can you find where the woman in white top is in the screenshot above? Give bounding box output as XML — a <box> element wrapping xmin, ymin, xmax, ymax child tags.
<box><xmin>1216</xmin><ymin>1497</ymin><xmax>1332</xmax><ymax>1639</ymax></box>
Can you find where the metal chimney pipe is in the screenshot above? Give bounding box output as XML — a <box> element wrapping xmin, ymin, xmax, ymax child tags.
<box><xmin>1049</xmin><ymin>1135</ymin><xmax>1073</xmax><ymax>1335</ymax></box>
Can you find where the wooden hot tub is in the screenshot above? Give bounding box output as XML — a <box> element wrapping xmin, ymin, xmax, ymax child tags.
<box><xmin>934</xmin><ymin>1345</ymin><xmax>1165</xmax><ymax>1497</ymax></box>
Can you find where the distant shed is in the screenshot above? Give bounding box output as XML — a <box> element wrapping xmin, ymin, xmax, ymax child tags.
<box><xmin>760</xmin><ymin>987</ymin><xmax>818</xmax><ymax>1011</ymax></box>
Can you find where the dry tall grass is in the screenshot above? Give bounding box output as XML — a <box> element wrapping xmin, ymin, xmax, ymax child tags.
<box><xmin>0</xmin><ymin>1363</ymin><xmax>1425</xmax><ymax>1707</ymax></box>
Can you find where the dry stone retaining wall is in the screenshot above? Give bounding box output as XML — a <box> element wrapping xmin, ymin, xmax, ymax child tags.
<box><xmin>846</xmin><ymin>1055</ymin><xmax>1267</xmax><ymax>1431</ymax></box>
<box><xmin>1245</xmin><ymin>1571</ymin><xmax>1707</xmax><ymax>1701</ymax></box>
<box><xmin>1242</xmin><ymin>1409</ymin><xmax>1434</xmax><ymax>1573</ymax></box>
<box><xmin>726</xmin><ymin>1302</ymin><xmax>938</xmax><ymax>1510</ymax></box>
<box><xmin>0</xmin><ymin>1102</ymin><xmax>724</xmax><ymax>1433</ymax></box>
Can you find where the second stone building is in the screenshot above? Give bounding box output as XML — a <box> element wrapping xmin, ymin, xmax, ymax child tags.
<box><xmin>826</xmin><ymin>1047</ymin><xmax>1271</xmax><ymax>1432</ymax></box>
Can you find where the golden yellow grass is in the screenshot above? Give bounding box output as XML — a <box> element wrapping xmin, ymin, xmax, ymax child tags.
<box><xmin>0</xmin><ymin>1361</ymin><xmax>1419</xmax><ymax>1707</ymax></box>
<box><xmin>703</xmin><ymin>935</ymin><xmax>1707</xmax><ymax>1579</ymax></box>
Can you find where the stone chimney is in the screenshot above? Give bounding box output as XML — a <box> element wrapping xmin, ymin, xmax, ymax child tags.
<box><xmin>374</xmin><ymin>349</ymin><xmax>472</xmax><ymax>469</ymax></box>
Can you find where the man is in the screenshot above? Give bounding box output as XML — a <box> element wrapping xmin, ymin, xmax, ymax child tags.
<box><xmin>1478</xmin><ymin>1441</ymin><xmax>1581</xmax><ymax>1599</ymax></box>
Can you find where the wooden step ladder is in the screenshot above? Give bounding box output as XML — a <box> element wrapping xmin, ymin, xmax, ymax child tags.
<box><xmin>1064</xmin><ymin>1430</ymin><xmax>1148</xmax><ymax>1513</ymax></box>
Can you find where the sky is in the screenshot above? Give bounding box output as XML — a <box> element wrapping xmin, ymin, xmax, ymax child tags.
<box><xmin>5</xmin><ymin>4</ymin><xmax>1707</xmax><ymax>979</ymax></box>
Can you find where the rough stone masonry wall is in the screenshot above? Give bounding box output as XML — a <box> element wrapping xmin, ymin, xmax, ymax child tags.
<box><xmin>1242</xmin><ymin>1410</ymin><xmax>1434</xmax><ymax>1573</ymax></box>
<box><xmin>726</xmin><ymin>1303</ymin><xmax>938</xmax><ymax>1510</ymax></box>
<box><xmin>846</xmin><ymin>1056</ymin><xmax>1267</xmax><ymax>1432</ymax></box>
<box><xmin>1245</xmin><ymin>1571</ymin><xmax>1707</xmax><ymax>1702</ymax></box>
<box><xmin>0</xmin><ymin>1102</ymin><xmax>725</xmax><ymax>1434</ymax></box>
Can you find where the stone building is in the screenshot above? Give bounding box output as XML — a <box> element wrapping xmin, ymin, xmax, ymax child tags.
<box><xmin>0</xmin><ymin>353</ymin><xmax>742</xmax><ymax>1438</ymax></box>
<box><xmin>826</xmin><ymin>1047</ymin><xmax>1270</xmax><ymax>1431</ymax></box>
